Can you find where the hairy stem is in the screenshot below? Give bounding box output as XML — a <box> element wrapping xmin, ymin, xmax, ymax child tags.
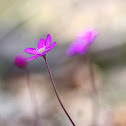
<box><xmin>26</xmin><ymin>68</ymin><xmax>39</xmax><ymax>126</ymax></box>
<box><xmin>43</xmin><ymin>56</ymin><xmax>76</xmax><ymax>126</ymax></box>
<box><xmin>87</xmin><ymin>56</ymin><xmax>99</xmax><ymax>126</ymax></box>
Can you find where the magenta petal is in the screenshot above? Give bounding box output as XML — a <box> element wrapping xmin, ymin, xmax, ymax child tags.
<box><xmin>27</xmin><ymin>55</ymin><xmax>40</xmax><ymax>61</ymax></box>
<box><xmin>46</xmin><ymin>34</ymin><xmax>51</xmax><ymax>47</ymax></box>
<box><xmin>66</xmin><ymin>41</ymin><xmax>78</xmax><ymax>57</ymax></box>
<box><xmin>47</xmin><ymin>42</ymin><xmax>56</xmax><ymax>51</ymax></box>
<box><xmin>38</xmin><ymin>39</ymin><xmax>45</xmax><ymax>49</ymax></box>
<box><xmin>66</xmin><ymin>48</ymin><xmax>75</xmax><ymax>57</ymax></box>
<box><xmin>77</xmin><ymin>28</ymin><xmax>98</xmax><ymax>42</ymax></box>
<box><xmin>49</xmin><ymin>42</ymin><xmax>56</xmax><ymax>49</ymax></box>
<box><xmin>48</xmin><ymin>42</ymin><xmax>56</xmax><ymax>51</ymax></box>
<box><xmin>66</xmin><ymin>28</ymin><xmax>98</xmax><ymax>57</ymax></box>
<box><xmin>24</xmin><ymin>48</ymin><xmax>36</xmax><ymax>55</ymax></box>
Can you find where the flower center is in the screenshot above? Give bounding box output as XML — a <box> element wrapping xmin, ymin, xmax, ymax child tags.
<box><xmin>39</xmin><ymin>48</ymin><xmax>44</xmax><ymax>53</ymax></box>
<box><xmin>36</xmin><ymin>46</ymin><xmax>46</xmax><ymax>54</ymax></box>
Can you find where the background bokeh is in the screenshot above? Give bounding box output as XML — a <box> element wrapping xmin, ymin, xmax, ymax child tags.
<box><xmin>0</xmin><ymin>0</ymin><xmax>126</xmax><ymax>126</ymax></box>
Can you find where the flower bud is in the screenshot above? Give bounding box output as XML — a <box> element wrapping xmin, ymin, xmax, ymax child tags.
<box><xmin>14</xmin><ymin>55</ymin><xmax>27</xmax><ymax>68</ymax></box>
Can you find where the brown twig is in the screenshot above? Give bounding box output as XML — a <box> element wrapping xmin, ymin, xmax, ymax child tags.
<box><xmin>43</xmin><ymin>55</ymin><xmax>76</xmax><ymax>126</ymax></box>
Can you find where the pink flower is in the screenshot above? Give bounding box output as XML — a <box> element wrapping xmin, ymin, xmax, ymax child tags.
<box><xmin>67</xmin><ymin>28</ymin><xmax>98</xmax><ymax>56</ymax></box>
<box><xmin>14</xmin><ymin>55</ymin><xmax>27</xmax><ymax>68</ymax></box>
<box><xmin>24</xmin><ymin>34</ymin><xmax>56</xmax><ymax>61</ymax></box>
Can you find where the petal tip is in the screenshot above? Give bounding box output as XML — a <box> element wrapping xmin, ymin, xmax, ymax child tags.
<box><xmin>46</xmin><ymin>34</ymin><xmax>52</xmax><ymax>47</ymax></box>
<box><xmin>26</xmin><ymin>59</ymin><xmax>30</xmax><ymax>61</ymax></box>
<box><xmin>53</xmin><ymin>42</ymin><xmax>56</xmax><ymax>44</ymax></box>
<box><xmin>47</xmin><ymin>34</ymin><xmax>51</xmax><ymax>37</ymax></box>
<box><xmin>24</xmin><ymin>48</ymin><xmax>36</xmax><ymax>55</ymax></box>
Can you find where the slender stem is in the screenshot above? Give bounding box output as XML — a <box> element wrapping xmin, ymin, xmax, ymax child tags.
<box><xmin>87</xmin><ymin>56</ymin><xmax>99</xmax><ymax>126</ymax></box>
<box><xmin>43</xmin><ymin>56</ymin><xmax>76</xmax><ymax>126</ymax></box>
<box><xmin>26</xmin><ymin>68</ymin><xmax>39</xmax><ymax>126</ymax></box>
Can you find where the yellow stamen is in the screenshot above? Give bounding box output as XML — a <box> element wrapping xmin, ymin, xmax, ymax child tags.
<box><xmin>39</xmin><ymin>49</ymin><xmax>44</xmax><ymax>53</ymax></box>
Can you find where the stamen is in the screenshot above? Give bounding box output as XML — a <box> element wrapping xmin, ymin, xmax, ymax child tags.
<box><xmin>36</xmin><ymin>46</ymin><xmax>46</xmax><ymax>54</ymax></box>
<box><xmin>39</xmin><ymin>49</ymin><xmax>44</xmax><ymax>53</ymax></box>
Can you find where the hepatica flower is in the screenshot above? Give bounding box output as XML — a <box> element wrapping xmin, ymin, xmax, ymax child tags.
<box><xmin>24</xmin><ymin>34</ymin><xmax>76</xmax><ymax>126</ymax></box>
<box><xmin>67</xmin><ymin>28</ymin><xmax>98</xmax><ymax>56</ymax></box>
<box><xmin>66</xmin><ymin>28</ymin><xmax>99</xmax><ymax>126</ymax></box>
<box><xmin>24</xmin><ymin>34</ymin><xmax>56</xmax><ymax>61</ymax></box>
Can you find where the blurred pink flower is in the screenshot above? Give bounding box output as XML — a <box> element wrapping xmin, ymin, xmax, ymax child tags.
<box><xmin>24</xmin><ymin>34</ymin><xmax>56</xmax><ymax>61</ymax></box>
<box><xmin>14</xmin><ymin>55</ymin><xmax>27</xmax><ymax>68</ymax></box>
<box><xmin>67</xmin><ymin>28</ymin><xmax>98</xmax><ymax>56</ymax></box>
